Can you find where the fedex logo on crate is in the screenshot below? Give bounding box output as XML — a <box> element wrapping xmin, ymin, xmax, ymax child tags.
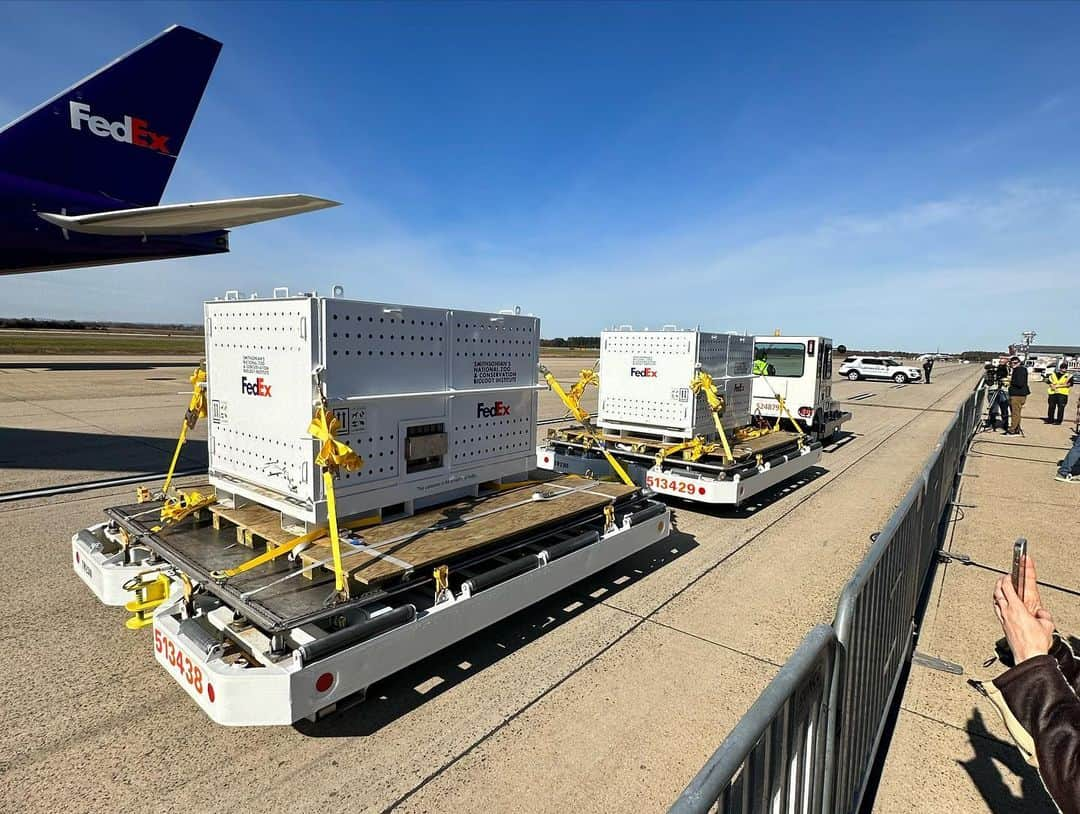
<box><xmin>630</xmin><ymin>366</ymin><xmax>658</xmax><ymax>378</ymax></box>
<box><xmin>69</xmin><ymin>101</ymin><xmax>171</xmax><ymax>154</ymax></box>
<box><xmin>477</xmin><ymin>400</ymin><xmax>511</xmax><ymax>418</ymax></box>
<box><xmin>240</xmin><ymin>376</ymin><xmax>272</xmax><ymax>398</ymax></box>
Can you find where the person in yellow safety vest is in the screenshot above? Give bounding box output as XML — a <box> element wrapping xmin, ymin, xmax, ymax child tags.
<box><xmin>1046</xmin><ymin>363</ymin><xmax>1072</xmax><ymax>425</ymax></box>
<box><xmin>753</xmin><ymin>351</ymin><xmax>774</xmax><ymax>376</ymax></box>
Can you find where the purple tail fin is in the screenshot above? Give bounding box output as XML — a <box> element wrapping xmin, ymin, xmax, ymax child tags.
<box><xmin>0</xmin><ymin>25</ymin><xmax>221</xmax><ymax>206</ymax></box>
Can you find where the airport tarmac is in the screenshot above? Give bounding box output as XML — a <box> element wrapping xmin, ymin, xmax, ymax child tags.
<box><xmin>0</xmin><ymin>355</ymin><xmax>984</xmax><ymax>813</ymax></box>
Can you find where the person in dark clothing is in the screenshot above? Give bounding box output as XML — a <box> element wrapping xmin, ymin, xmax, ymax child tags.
<box><xmin>922</xmin><ymin>357</ymin><xmax>934</xmax><ymax>383</ymax></box>
<box><xmin>986</xmin><ymin>387</ymin><xmax>1011</xmax><ymax>431</ymax></box>
<box><xmin>1006</xmin><ymin>356</ymin><xmax>1030</xmax><ymax>434</ymax></box>
<box><xmin>988</xmin><ymin>556</ymin><xmax>1080</xmax><ymax>813</ymax></box>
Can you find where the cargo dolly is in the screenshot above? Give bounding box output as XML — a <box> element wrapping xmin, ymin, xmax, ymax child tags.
<box><xmin>76</xmin><ymin>475</ymin><xmax>670</xmax><ymax>725</ymax></box>
<box><xmin>537</xmin><ymin>429</ymin><xmax>822</xmax><ymax>506</ymax></box>
<box><xmin>534</xmin><ymin>327</ymin><xmax>831</xmax><ymax>506</ymax></box>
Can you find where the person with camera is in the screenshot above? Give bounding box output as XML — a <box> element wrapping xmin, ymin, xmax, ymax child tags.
<box><xmin>1006</xmin><ymin>356</ymin><xmax>1030</xmax><ymax>435</ymax></box>
<box><xmin>988</xmin><ymin>556</ymin><xmax>1080</xmax><ymax>813</ymax></box>
<box><xmin>984</xmin><ymin>358</ymin><xmax>1011</xmax><ymax>431</ymax></box>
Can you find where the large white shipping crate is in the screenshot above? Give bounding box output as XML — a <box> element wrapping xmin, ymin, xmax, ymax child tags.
<box><xmin>597</xmin><ymin>328</ymin><xmax>752</xmax><ymax>439</ymax></box>
<box><xmin>205</xmin><ymin>292</ymin><xmax>540</xmax><ymax>526</ymax></box>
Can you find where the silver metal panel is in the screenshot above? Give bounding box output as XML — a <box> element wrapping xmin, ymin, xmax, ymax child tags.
<box><xmin>450</xmin><ymin>309</ymin><xmax>540</xmax><ymax>392</ymax></box>
<box><xmin>206</xmin><ymin>297</ymin><xmax>318</xmax><ymax>506</ymax></box>
<box><xmin>322</xmin><ymin>299</ymin><xmax>449</xmax><ymax>397</ymax></box>
<box><xmin>449</xmin><ymin>388</ymin><xmax>537</xmax><ymax>466</ymax></box>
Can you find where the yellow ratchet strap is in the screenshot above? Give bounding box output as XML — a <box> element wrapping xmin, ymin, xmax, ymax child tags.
<box><xmin>152</xmin><ymin>489</ymin><xmax>216</xmax><ymax>531</ymax></box>
<box><xmin>540</xmin><ymin>365</ymin><xmax>597</xmax><ymax>425</ymax></box>
<box><xmin>308</xmin><ymin>404</ymin><xmax>364</xmax><ymax>596</ymax></box>
<box><xmin>211</xmin><ymin>514</ymin><xmax>381</xmax><ymax>582</ymax></box>
<box><xmin>540</xmin><ymin>365</ymin><xmax>634</xmax><ymax>486</ymax></box>
<box><xmin>655</xmin><ymin>437</ymin><xmax>707</xmax><ymax>466</ymax></box>
<box><xmin>690</xmin><ymin>372</ymin><xmax>734</xmax><ymax>464</ymax></box>
<box><xmin>751</xmin><ymin>368</ymin><xmax>805</xmax><ymax>437</ymax></box>
<box><xmin>161</xmin><ymin>366</ymin><xmax>208</xmax><ymax>497</ymax></box>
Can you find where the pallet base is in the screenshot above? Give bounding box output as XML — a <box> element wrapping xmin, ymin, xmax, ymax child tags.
<box><xmin>548</xmin><ymin>426</ymin><xmax>804</xmax><ymax>467</ymax></box>
<box><xmin>298</xmin><ymin>476</ymin><xmax>635</xmax><ymax>586</ymax></box>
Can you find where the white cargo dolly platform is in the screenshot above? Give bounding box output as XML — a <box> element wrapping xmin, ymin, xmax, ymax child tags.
<box><xmin>537</xmin><ymin>431</ymin><xmax>822</xmax><ymax>506</ymax></box>
<box><xmin>72</xmin><ymin>521</ymin><xmax>165</xmax><ymax>606</ymax></box>
<box><xmin>85</xmin><ymin>475</ymin><xmax>670</xmax><ymax>725</ymax></box>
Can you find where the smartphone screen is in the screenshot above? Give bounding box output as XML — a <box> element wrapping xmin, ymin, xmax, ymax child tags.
<box><xmin>1011</xmin><ymin>538</ymin><xmax>1028</xmax><ymax>600</ymax></box>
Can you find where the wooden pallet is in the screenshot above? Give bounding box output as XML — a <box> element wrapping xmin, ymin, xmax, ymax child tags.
<box><xmin>297</xmin><ymin>475</ymin><xmax>637</xmax><ymax>587</ymax></box>
<box><xmin>209</xmin><ymin>503</ymin><xmax>296</xmax><ymax>549</ymax></box>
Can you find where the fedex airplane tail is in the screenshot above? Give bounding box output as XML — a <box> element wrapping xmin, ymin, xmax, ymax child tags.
<box><xmin>0</xmin><ymin>24</ymin><xmax>337</xmax><ymax>275</ymax></box>
<box><xmin>0</xmin><ymin>25</ymin><xmax>221</xmax><ymax>207</ymax></box>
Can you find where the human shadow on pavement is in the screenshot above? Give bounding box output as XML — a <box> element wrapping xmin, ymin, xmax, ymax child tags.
<box><xmin>293</xmin><ymin>528</ymin><xmax>698</xmax><ymax>737</ymax></box>
<box><xmin>959</xmin><ymin>708</ymin><xmax>1056</xmax><ymax>812</ymax></box>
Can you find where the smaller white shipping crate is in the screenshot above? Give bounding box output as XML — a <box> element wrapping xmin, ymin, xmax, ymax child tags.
<box><xmin>205</xmin><ymin>292</ymin><xmax>540</xmax><ymax>526</ymax></box>
<box><xmin>598</xmin><ymin>328</ymin><xmax>752</xmax><ymax>439</ymax></box>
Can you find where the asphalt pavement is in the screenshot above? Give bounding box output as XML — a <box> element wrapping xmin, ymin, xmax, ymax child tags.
<box><xmin>0</xmin><ymin>355</ymin><xmax>984</xmax><ymax>813</ymax></box>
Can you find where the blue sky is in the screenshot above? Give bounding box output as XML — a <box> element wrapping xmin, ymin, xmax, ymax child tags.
<box><xmin>1</xmin><ymin>1</ymin><xmax>1078</xmax><ymax>351</ymax></box>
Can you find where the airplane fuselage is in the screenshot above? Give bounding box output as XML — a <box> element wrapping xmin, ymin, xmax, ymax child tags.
<box><xmin>0</xmin><ymin>169</ymin><xmax>228</xmax><ymax>274</ymax></box>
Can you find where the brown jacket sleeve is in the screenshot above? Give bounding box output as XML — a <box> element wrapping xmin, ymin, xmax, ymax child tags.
<box><xmin>1050</xmin><ymin>637</ymin><xmax>1080</xmax><ymax>693</ymax></box>
<box><xmin>995</xmin><ymin>654</ymin><xmax>1080</xmax><ymax>814</ymax></box>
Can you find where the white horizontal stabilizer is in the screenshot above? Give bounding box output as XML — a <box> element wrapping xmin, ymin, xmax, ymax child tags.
<box><xmin>38</xmin><ymin>194</ymin><xmax>340</xmax><ymax>236</ymax></box>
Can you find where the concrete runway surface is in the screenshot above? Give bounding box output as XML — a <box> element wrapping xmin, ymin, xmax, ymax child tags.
<box><xmin>0</xmin><ymin>355</ymin><xmax>984</xmax><ymax>813</ymax></box>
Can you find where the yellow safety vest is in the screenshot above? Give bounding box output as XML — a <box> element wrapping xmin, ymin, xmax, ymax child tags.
<box><xmin>753</xmin><ymin>359</ymin><xmax>769</xmax><ymax>375</ymax></box>
<box><xmin>1048</xmin><ymin>372</ymin><xmax>1072</xmax><ymax>396</ymax></box>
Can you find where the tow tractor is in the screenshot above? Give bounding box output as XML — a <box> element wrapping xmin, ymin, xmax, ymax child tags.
<box><xmin>749</xmin><ymin>335</ymin><xmax>849</xmax><ymax>440</ymax></box>
<box><xmin>71</xmin><ymin>292</ymin><xmax>672</xmax><ymax>725</ymax></box>
<box><xmin>536</xmin><ymin>329</ymin><xmax>849</xmax><ymax>506</ymax></box>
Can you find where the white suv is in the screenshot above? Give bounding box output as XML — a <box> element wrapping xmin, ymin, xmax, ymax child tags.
<box><xmin>839</xmin><ymin>356</ymin><xmax>923</xmax><ymax>383</ymax></box>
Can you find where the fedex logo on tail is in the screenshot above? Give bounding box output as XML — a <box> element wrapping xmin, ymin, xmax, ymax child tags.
<box><xmin>477</xmin><ymin>401</ymin><xmax>511</xmax><ymax>418</ymax></box>
<box><xmin>241</xmin><ymin>376</ymin><xmax>272</xmax><ymax>397</ymax></box>
<box><xmin>69</xmin><ymin>101</ymin><xmax>171</xmax><ymax>154</ymax></box>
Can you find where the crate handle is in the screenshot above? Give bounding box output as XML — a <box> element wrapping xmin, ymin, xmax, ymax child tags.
<box><xmin>273</xmin><ymin>287</ymin><xmax>290</xmax><ymax>298</ymax></box>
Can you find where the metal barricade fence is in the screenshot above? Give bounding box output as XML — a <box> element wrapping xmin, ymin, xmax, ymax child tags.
<box><xmin>671</xmin><ymin>384</ymin><xmax>985</xmax><ymax>814</ymax></box>
<box><xmin>670</xmin><ymin>625</ymin><xmax>838</xmax><ymax>814</ymax></box>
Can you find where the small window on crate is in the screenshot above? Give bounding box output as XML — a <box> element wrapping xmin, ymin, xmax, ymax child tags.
<box><xmin>405</xmin><ymin>423</ymin><xmax>448</xmax><ymax>473</ymax></box>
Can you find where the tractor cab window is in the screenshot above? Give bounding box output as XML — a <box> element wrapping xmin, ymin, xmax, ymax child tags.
<box><xmin>753</xmin><ymin>342</ymin><xmax>806</xmax><ymax>377</ymax></box>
